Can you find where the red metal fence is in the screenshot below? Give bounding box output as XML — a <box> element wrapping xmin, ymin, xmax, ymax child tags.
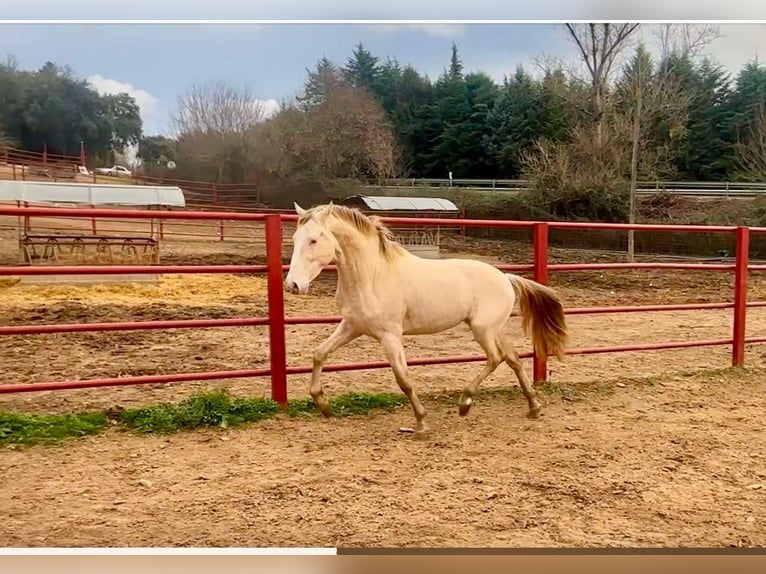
<box><xmin>0</xmin><ymin>205</ymin><xmax>764</xmax><ymax>401</ymax></box>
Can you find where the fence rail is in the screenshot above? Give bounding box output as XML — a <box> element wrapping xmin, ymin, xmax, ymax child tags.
<box><xmin>378</xmin><ymin>178</ymin><xmax>766</xmax><ymax>198</ymax></box>
<box><xmin>0</xmin><ymin>206</ymin><xmax>764</xmax><ymax>401</ymax></box>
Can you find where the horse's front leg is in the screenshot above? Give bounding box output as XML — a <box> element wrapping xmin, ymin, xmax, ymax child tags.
<box><xmin>379</xmin><ymin>333</ymin><xmax>430</xmax><ymax>439</ymax></box>
<box><xmin>311</xmin><ymin>319</ymin><xmax>361</xmax><ymax>417</ymax></box>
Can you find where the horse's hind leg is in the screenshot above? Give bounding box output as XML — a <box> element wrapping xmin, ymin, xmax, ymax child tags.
<box><xmin>498</xmin><ymin>337</ymin><xmax>543</xmax><ymax>419</ymax></box>
<box><xmin>458</xmin><ymin>324</ymin><xmax>504</xmax><ymax>416</ymax></box>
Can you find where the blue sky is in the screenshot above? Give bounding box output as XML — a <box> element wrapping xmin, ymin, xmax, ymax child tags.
<box><xmin>1</xmin><ymin>22</ymin><xmax>765</xmax><ymax>135</ymax></box>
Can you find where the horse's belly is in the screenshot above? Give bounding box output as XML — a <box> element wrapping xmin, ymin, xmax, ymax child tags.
<box><xmin>401</xmin><ymin>299</ymin><xmax>469</xmax><ymax>335</ymax></box>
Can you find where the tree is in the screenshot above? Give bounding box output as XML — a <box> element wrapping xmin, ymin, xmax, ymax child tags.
<box><xmin>484</xmin><ymin>65</ymin><xmax>575</xmax><ymax>178</ymax></box>
<box><xmin>726</xmin><ymin>59</ymin><xmax>766</xmax><ymax>173</ymax></box>
<box><xmin>103</xmin><ymin>93</ymin><xmax>143</xmax><ymax>150</ymax></box>
<box><xmin>677</xmin><ymin>58</ymin><xmax>733</xmax><ymax>180</ymax></box>
<box><xmin>171</xmin><ymin>81</ymin><xmax>265</xmax><ymax>136</ymax></box>
<box><xmin>169</xmin><ymin>80</ymin><xmax>268</xmax><ymax>182</ymax></box>
<box><xmin>372</xmin><ymin>61</ymin><xmax>435</xmax><ymax>176</ymax></box>
<box><xmin>259</xmin><ymin>82</ymin><xmax>399</xmax><ymax>182</ymax></box>
<box><xmin>0</xmin><ymin>60</ymin><xmax>143</xmax><ymax>164</ymax></box>
<box><xmin>733</xmin><ymin>102</ymin><xmax>766</xmax><ymax>181</ymax></box>
<box><xmin>137</xmin><ymin>134</ymin><xmax>176</xmax><ymax>167</ymax></box>
<box><xmin>297</xmin><ymin>57</ymin><xmax>346</xmax><ymax>110</ymax></box>
<box><xmin>448</xmin><ymin>43</ymin><xmax>463</xmax><ymax>79</ymax></box>
<box><xmin>564</xmin><ymin>23</ymin><xmax>641</xmax><ymax>145</ymax></box>
<box><xmin>342</xmin><ymin>43</ymin><xmax>382</xmax><ymax>94</ymax></box>
<box><xmin>618</xmin><ymin>24</ymin><xmax>720</xmax><ymax>259</ymax></box>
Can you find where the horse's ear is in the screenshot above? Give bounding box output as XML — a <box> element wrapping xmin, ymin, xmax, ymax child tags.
<box><xmin>294</xmin><ymin>202</ymin><xmax>307</xmax><ymax>216</ymax></box>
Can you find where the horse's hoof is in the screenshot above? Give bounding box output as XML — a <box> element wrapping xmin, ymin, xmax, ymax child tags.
<box><xmin>458</xmin><ymin>397</ymin><xmax>473</xmax><ymax>416</ymax></box>
<box><xmin>314</xmin><ymin>402</ymin><xmax>332</xmax><ymax>417</ymax></box>
<box><xmin>527</xmin><ymin>404</ymin><xmax>543</xmax><ymax>419</ymax></box>
<box><xmin>413</xmin><ymin>428</ymin><xmax>432</xmax><ymax>441</ymax></box>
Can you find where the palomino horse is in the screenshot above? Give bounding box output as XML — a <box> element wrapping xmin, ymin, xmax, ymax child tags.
<box><xmin>284</xmin><ymin>202</ymin><xmax>568</xmax><ymax>438</ymax></box>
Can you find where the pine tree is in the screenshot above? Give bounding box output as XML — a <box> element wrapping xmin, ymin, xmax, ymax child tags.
<box><xmin>448</xmin><ymin>43</ymin><xmax>463</xmax><ymax>79</ymax></box>
<box><xmin>679</xmin><ymin>58</ymin><xmax>733</xmax><ymax>179</ymax></box>
<box><xmin>297</xmin><ymin>56</ymin><xmax>344</xmax><ymax>110</ymax></box>
<box><xmin>342</xmin><ymin>43</ymin><xmax>382</xmax><ymax>93</ymax></box>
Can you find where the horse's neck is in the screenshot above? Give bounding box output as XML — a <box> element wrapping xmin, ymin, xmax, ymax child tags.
<box><xmin>332</xmin><ymin>230</ymin><xmax>382</xmax><ymax>298</ymax></box>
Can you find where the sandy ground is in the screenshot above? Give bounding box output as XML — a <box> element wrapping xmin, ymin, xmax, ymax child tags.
<box><xmin>0</xmin><ymin>368</ymin><xmax>764</xmax><ymax>548</ymax></box>
<box><xmin>0</xmin><ymin>234</ymin><xmax>765</xmax><ymax>548</ymax></box>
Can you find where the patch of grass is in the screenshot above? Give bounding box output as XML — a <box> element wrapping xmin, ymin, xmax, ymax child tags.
<box><xmin>120</xmin><ymin>389</ymin><xmax>408</xmax><ymax>434</ymax></box>
<box><xmin>1</xmin><ymin>366</ymin><xmax>763</xmax><ymax>447</ymax></box>
<box><xmin>0</xmin><ymin>411</ymin><xmax>107</xmax><ymax>447</ymax></box>
<box><xmin>327</xmin><ymin>391</ymin><xmax>408</xmax><ymax>415</ymax></box>
<box><xmin>121</xmin><ymin>390</ymin><xmax>280</xmax><ymax>434</ymax></box>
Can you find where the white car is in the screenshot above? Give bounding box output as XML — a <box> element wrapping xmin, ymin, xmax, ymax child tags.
<box><xmin>95</xmin><ymin>165</ymin><xmax>132</xmax><ymax>177</ymax></box>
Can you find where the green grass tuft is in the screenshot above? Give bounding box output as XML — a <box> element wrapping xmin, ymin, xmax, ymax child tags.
<box><xmin>328</xmin><ymin>392</ymin><xmax>408</xmax><ymax>415</ymax></box>
<box><xmin>120</xmin><ymin>389</ymin><xmax>280</xmax><ymax>434</ymax></box>
<box><xmin>0</xmin><ymin>411</ymin><xmax>107</xmax><ymax>447</ymax></box>
<box><xmin>118</xmin><ymin>389</ymin><xmax>407</xmax><ymax>434</ymax></box>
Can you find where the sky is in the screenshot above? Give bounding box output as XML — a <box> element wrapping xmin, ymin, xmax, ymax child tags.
<box><xmin>0</xmin><ymin>22</ymin><xmax>765</xmax><ymax>136</ymax></box>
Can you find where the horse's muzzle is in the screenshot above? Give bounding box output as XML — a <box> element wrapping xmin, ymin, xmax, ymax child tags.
<box><xmin>284</xmin><ymin>280</ymin><xmax>305</xmax><ymax>295</ymax></box>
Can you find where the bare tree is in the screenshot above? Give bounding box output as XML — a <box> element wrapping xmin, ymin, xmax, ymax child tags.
<box><xmin>169</xmin><ymin>81</ymin><xmax>268</xmax><ymax>182</ymax></box>
<box><xmin>564</xmin><ymin>23</ymin><xmax>641</xmax><ymax>145</ymax></box>
<box><xmin>734</xmin><ymin>102</ymin><xmax>766</xmax><ymax>181</ymax></box>
<box><xmin>623</xmin><ymin>24</ymin><xmax>721</xmax><ymax>260</ymax></box>
<box><xmin>654</xmin><ymin>23</ymin><xmax>722</xmax><ymax>70</ymax></box>
<box><xmin>171</xmin><ymin>81</ymin><xmax>266</xmax><ymax>136</ymax></box>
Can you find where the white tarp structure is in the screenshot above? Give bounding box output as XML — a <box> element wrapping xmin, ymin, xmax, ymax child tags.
<box><xmin>344</xmin><ymin>195</ymin><xmax>459</xmax><ymax>212</ymax></box>
<box><xmin>0</xmin><ymin>180</ymin><xmax>186</xmax><ymax>208</ymax></box>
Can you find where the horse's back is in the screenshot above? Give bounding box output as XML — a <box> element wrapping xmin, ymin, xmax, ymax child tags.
<box><xmin>396</xmin><ymin>254</ymin><xmax>515</xmax><ymax>334</ymax></box>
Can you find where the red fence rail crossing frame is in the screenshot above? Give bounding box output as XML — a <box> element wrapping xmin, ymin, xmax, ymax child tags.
<box><xmin>0</xmin><ymin>205</ymin><xmax>764</xmax><ymax>403</ymax></box>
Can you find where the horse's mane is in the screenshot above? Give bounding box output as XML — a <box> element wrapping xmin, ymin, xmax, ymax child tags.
<box><xmin>298</xmin><ymin>203</ymin><xmax>405</xmax><ymax>260</ymax></box>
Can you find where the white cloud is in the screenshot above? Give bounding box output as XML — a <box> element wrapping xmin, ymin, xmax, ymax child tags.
<box><xmin>87</xmin><ymin>74</ymin><xmax>160</xmax><ymax>130</ymax></box>
<box><xmin>366</xmin><ymin>23</ymin><xmax>466</xmax><ymax>39</ymax></box>
<box><xmin>257</xmin><ymin>98</ymin><xmax>280</xmax><ymax>119</ymax></box>
<box><xmin>407</xmin><ymin>24</ymin><xmax>467</xmax><ymax>38</ymax></box>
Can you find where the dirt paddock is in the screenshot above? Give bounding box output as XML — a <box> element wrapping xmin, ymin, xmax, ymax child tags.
<box><xmin>1</xmin><ymin>369</ymin><xmax>764</xmax><ymax>548</ymax></box>
<box><xmin>0</xmin><ymin>234</ymin><xmax>765</xmax><ymax>548</ymax></box>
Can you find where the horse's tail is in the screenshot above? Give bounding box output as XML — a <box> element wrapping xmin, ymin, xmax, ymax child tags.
<box><xmin>506</xmin><ymin>274</ymin><xmax>568</xmax><ymax>362</ymax></box>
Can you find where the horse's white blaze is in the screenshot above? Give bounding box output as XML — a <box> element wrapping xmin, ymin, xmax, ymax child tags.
<box><xmin>284</xmin><ymin>202</ymin><xmax>569</xmax><ymax>436</ymax></box>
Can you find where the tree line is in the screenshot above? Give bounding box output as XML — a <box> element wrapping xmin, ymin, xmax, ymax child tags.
<box><xmin>0</xmin><ymin>59</ymin><xmax>142</xmax><ymax>165</ymax></box>
<box><xmin>137</xmin><ymin>24</ymin><xmax>766</xmax><ymax>219</ymax></box>
<box><xmin>2</xmin><ymin>24</ymin><xmax>766</xmax><ymax>222</ymax></box>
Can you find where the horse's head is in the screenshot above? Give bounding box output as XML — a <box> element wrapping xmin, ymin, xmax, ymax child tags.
<box><xmin>285</xmin><ymin>202</ymin><xmax>339</xmax><ymax>295</ymax></box>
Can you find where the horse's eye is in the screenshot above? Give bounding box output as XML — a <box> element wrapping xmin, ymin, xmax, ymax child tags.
<box><xmin>309</xmin><ymin>239</ymin><xmax>317</xmax><ymax>246</ymax></box>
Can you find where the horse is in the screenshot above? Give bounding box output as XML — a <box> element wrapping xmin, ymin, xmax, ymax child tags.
<box><xmin>284</xmin><ymin>202</ymin><xmax>569</xmax><ymax>438</ymax></box>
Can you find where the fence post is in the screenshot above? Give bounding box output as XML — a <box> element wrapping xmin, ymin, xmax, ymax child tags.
<box><xmin>265</xmin><ymin>214</ymin><xmax>288</xmax><ymax>405</ymax></box>
<box><xmin>532</xmin><ymin>222</ymin><xmax>549</xmax><ymax>383</ymax></box>
<box><xmin>732</xmin><ymin>226</ymin><xmax>750</xmax><ymax>367</ymax></box>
